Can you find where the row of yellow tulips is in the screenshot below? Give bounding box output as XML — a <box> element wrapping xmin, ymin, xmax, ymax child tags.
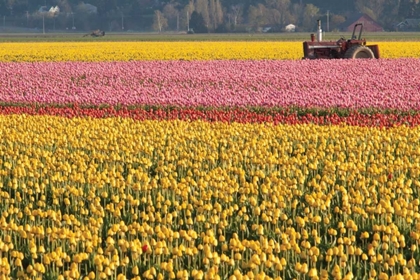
<box><xmin>0</xmin><ymin>115</ymin><xmax>419</xmax><ymax>279</ymax></box>
<box><xmin>0</xmin><ymin>42</ymin><xmax>419</xmax><ymax>61</ymax></box>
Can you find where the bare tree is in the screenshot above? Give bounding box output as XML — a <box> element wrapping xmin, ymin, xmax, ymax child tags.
<box><xmin>330</xmin><ymin>14</ymin><xmax>346</xmax><ymax>31</ymax></box>
<box><xmin>6</xmin><ymin>0</ymin><xmax>15</xmax><ymax>15</ymax></box>
<box><xmin>302</xmin><ymin>4</ymin><xmax>319</xmax><ymax>31</ymax></box>
<box><xmin>195</xmin><ymin>0</ymin><xmax>210</xmax><ymax>30</ymax></box>
<box><xmin>57</xmin><ymin>0</ymin><xmax>72</xmax><ymax>13</ymax></box>
<box><xmin>230</xmin><ymin>4</ymin><xmax>243</xmax><ymax>28</ymax></box>
<box><xmin>153</xmin><ymin>10</ymin><xmax>168</xmax><ymax>32</ymax></box>
<box><xmin>209</xmin><ymin>0</ymin><xmax>223</xmax><ymax>30</ymax></box>
<box><xmin>181</xmin><ymin>1</ymin><xmax>195</xmax><ymax>31</ymax></box>
<box><xmin>265</xmin><ymin>0</ymin><xmax>294</xmax><ymax>28</ymax></box>
<box><xmin>215</xmin><ymin>0</ymin><xmax>224</xmax><ymax>29</ymax></box>
<box><xmin>355</xmin><ymin>0</ymin><xmax>386</xmax><ymax>21</ymax></box>
<box><xmin>265</xmin><ymin>0</ymin><xmax>294</xmax><ymax>29</ymax></box>
<box><xmin>266</xmin><ymin>8</ymin><xmax>281</xmax><ymax>26</ymax></box>
<box><xmin>163</xmin><ymin>3</ymin><xmax>180</xmax><ymax>31</ymax></box>
<box><xmin>381</xmin><ymin>0</ymin><xmax>401</xmax><ymax>29</ymax></box>
<box><xmin>291</xmin><ymin>3</ymin><xmax>304</xmax><ymax>28</ymax></box>
<box><xmin>248</xmin><ymin>4</ymin><xmax>268</xmax><ymax>31</ymax></box>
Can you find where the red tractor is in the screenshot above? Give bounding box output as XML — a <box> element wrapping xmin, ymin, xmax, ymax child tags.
<box><xmin>303</xmin><ymin>20</ymin><xmax>380</xmax><ymax>59</ymax></box>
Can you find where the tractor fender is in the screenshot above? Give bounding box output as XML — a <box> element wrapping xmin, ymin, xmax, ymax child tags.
<box><xmin>344</xmin><ymin>45</ymin><xmax>375</xmax><ymax>59</ymax></box>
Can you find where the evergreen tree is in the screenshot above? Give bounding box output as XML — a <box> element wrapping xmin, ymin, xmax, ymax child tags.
<box><xmin>189</xmin><ymin>10</ymin><xmax>207</xmax><ymax>32</ymax></box>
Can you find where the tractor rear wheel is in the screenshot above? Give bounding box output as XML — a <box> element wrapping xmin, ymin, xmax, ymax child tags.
<box><xmin>344</xmin><ymin>45</ymin><xmax>375</xmax><ymax>59</ymax></box>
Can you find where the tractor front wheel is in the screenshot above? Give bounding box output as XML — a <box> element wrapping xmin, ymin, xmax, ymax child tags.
<box><xmin>344</xmin><ymin>46</ymin><xmax>375</xmax><ymax>59</ymax></box>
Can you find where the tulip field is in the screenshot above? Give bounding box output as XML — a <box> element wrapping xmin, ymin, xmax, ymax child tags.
<box><xmin>2</xmin><ymin>59</ymin><xmax>420</xmax><ymax>110</ymax></box>
<box><xmin>1</xmin><ymin>40</ymin><xmax>420</xmax><ymax>280</ymax></box>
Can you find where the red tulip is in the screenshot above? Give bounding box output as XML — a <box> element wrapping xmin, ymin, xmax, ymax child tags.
<box><xmin>1</xmin><ymin>104</ymin><xmax>420</xmax><ymax>128</ymax></box>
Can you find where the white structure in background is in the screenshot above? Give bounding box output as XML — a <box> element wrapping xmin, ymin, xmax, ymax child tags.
<box><xmin>38</xmin><ymin>6</ymin><xmax>60</xmax><ymax>34</ymax></box>
<box><xmin>49</xmin><ymin>6</ymin><xmax>60</xmax><ymax>15</ymax></box>
<box><xmin>38</xmin><ymin>5</ymin><xmax>60</xmax><ymax>15</ymax></box>
<box><xmin>79</xmin><ymin>3</ymin><xmax>98</xmax><ymax>14</ymax></box>
<box><xmin>285</xmin><ymin>24</ymin><xmax>296</xmax><ymax>32</ymax></box>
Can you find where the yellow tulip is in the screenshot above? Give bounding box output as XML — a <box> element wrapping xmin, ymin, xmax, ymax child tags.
<box><xmin>132</xmin><ymin>266</ymin><xmax>139</xmax><ymax>276</ymax></box>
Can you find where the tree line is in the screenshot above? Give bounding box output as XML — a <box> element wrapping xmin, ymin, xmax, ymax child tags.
<box><xmin>0</xmin><ymin>0</ymin><xmax>419</xmax><ymax>32</ymax></box>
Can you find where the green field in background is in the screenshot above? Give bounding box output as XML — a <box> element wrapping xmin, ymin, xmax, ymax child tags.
<box><xmin>0</xmin><ymin>31</ymin><xmax>419</xmax><ymax>42</ymax></box>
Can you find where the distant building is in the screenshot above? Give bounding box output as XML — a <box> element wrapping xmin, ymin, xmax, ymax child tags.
<box><xmin>285</xmin><ymin>24</ymin><xmax>296</xmax><ymax>32</ymax></box>
<box><xmin>396</xmin><ymin>18</ymin><xmax>420</xmax><ymax>31</ymax></box>
<box><xmin>38</xmin><ymin>6</ymin><xmax>48</xmax><ymax>13</ymax></box>
<box><xmin>38</xmin><ymin>5</ymin><xmax>60</xmax><ymax>15</ymax></box>
<box><xmin>262</xmin><ymin>26</ymin><xmax>272</xmax><ymax>33</ymax></box>
<box><xmin>340</xmin><ymin>13</ymin><xmax>383</xmax><ymax>32</ymax></box>
<box><xmin>49</xmin><ymin>6</ymin><xmax>60</xmax><ymax>14</ymax></box>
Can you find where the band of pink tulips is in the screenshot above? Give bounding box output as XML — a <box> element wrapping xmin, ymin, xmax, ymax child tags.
<box><xmin>1</xmin><ymin>59</ymin><xmax>420</xmax><ymax>110</ymax></box>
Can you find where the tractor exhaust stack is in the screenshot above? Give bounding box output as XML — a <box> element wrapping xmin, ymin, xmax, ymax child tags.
<box><xmin>317</xmin><ymin>19</ymin><xmax>322</xmax><ymax>42</ymax></box>
<box><xmin>310</xmin><ymin>33</ymin><xmax>315</xmax><ymax>42</ymax></box>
